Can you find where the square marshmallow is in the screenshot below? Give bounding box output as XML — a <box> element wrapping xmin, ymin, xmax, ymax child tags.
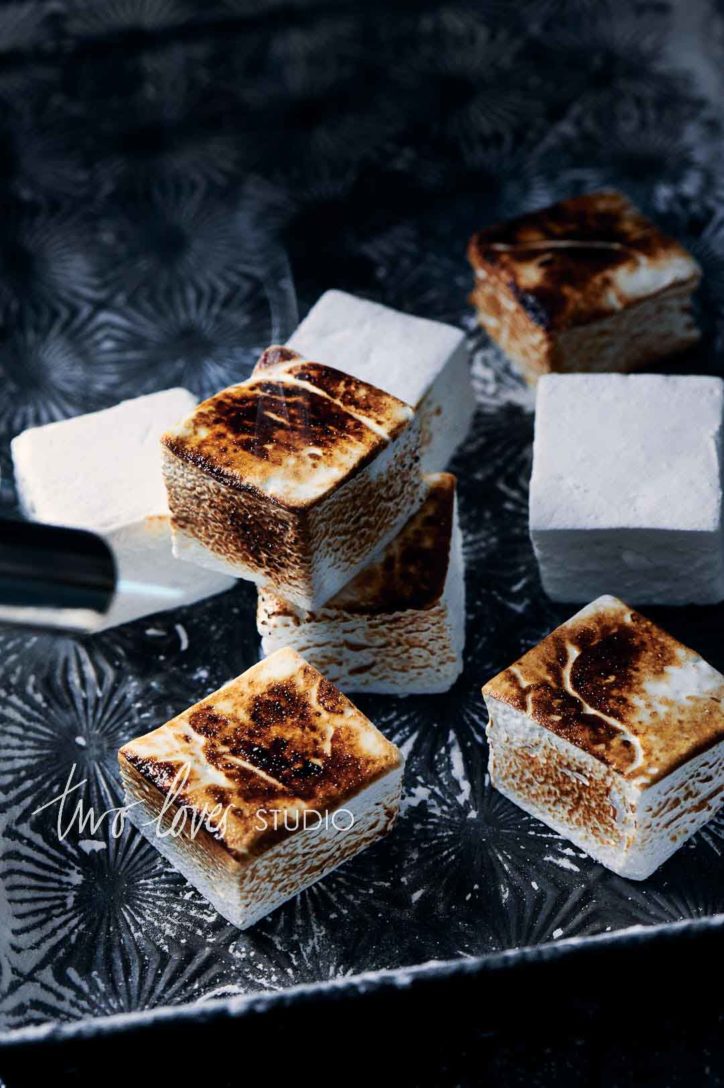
<box><xmin>257</xmin><ymin>472</ymin><xmax>465</xmax><ymax>695</ymax></box>
<box><xmin>530</xmin><ymin>373</ymin><xmax>724</xmax><ymax>605</ymax></box>
<box><xmin>119</xmin><ymin>647</ymin><xmax>403</xmax><ymax>929</ymax></box>
<box><xmin>468</xmin><ymin>191</ymin><xmax>700</xmax><ymax>382</ymax></box>
<box><xmin>287</xmin><ymin>290</ymin><xmax>475</xmax><ymax>470</ymax></box>
<box><xmin>483</xmin><ymin>596</ymin><xmax>724</xmax><ymax>879</ymax></box>
<box><xmin>8</xmin><ymin>389</ymin><xmax>235</xmax><ymax>631</ymax></box>
<box><xmin>162</xmin><ymin>346</ymin><xmax>426</xmax><ymax>611</ymax></box>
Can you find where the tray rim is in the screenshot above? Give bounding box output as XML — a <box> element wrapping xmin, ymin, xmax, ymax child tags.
<box><xmin>2</xmin><ymin>909</ymin><xmax>722</xmax><ymax>1048</ymax></box>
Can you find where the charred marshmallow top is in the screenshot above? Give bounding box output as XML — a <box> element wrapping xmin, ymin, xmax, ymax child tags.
<box><xmin>162</xmin><ymin>347</ymin><xmax>415</xmax><ymax>509</ymax></box>
<box><xmin>120</xmin><ymin>647</ymin><xmax>401</xmax><ymax>858</ymax></box>
<box><xmin>483</xmin><ymin>596</ymin><xmax>724</xmax><ymax>788</ymax></box>
<box><xmin>468</xmin><ymin>191</ymin><xmax>700</xmax><ymax>332</ymax></box>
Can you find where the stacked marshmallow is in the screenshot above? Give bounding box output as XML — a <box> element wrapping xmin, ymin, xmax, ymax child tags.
<box><xmin>158</xmin><ymin>292</ymin><xmax>473</xmax><ymax>695</ymax></box>
<box><xmin>258</xmin><ymin>291</ymin><xmax>474</xmax><ymax>694</ymax></box>
<box><xmin>8</xmin><ymin>292</ymin><xmax>474</xmax><ymax>696</ymax></box>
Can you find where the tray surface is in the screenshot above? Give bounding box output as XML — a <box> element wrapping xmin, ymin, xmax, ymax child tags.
<box><xmin>1</xmin><ymin>0</ymin><xmax>724</xmax><ymax>1041</ymax></box>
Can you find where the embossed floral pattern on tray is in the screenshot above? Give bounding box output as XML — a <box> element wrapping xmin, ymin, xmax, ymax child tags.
<box><xmin>1</xmin><ymin>0</ymin><xmax>724</xmax><ymax>1037</ymax></box>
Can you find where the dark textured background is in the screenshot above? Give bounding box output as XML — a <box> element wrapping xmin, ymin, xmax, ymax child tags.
<box><xmin>0</xmin><ymin>1</ymin><xmax>723</xmax><ymax>1083</ymax></box>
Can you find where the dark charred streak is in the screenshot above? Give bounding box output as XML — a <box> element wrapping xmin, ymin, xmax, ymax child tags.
<box><xmin>206</xmin><ymin>785</ymin><xmax>231</xmax><ymax>806</ymax></box>
<box><xmin>188</xmin><ymin>704</ymin><xmax>227</xmax><ymax>738</ymax></box>
<box><xmin>347</xmin><ymin>661</ymin><xmax>375</xmax><ymax>676</ymax></box>
<box><xmin>204</xmin><ymin>749</ymin><xmax>286</xmax><ymax>803</ymax></box>
<box><xmin>282</xmin><ymin>361</ymin><xmax>407</xmax><ymax>427</ymax></box>
<box><xmin>249</xmin><ymin>681</ymin><xmax>323</xmax><ymax>732</ymax></box>
<box><xmin>316</xmin><ymin>676</ymin><xmax>348</xmax><ymax>713</ymax></box>
<box><xmin>194</xmin><ymin>383</ymin><xmax>370</xmax><ymax>458</ymax></box>
<box><xmin>570</xmin><ymin>622</ymin><xmax>673</xmax><ymax>720</ymax></box>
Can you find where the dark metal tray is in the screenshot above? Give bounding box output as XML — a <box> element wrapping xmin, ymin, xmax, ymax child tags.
<box><xmin>1</xmin><ymin>315</ymin><xmax>723</xmax><ymax>1045</ymax></box>
<box><xmin>1</xmin><ymin>0</ymin><xmax>724</xmax><ymax>1049</ymax></box>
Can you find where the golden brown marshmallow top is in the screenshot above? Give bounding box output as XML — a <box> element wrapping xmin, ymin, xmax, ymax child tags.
<box><xmin>162</xmin><ymin>346</ymin><xmax>416</xmax><ymax>509</ymax></box>
<box><xmin>483</xmin><ymin>596</ymin><xmax>724</xmax><ymax>786</ymax></box>
<box><xmin>120</xmin><ymin>647</ymin><xmax>402</xmax><ymax>858</ymax></box>
<box><xmin>468</xmin><ymin>191</ymin><xmax>700</xmax><ymax>332</ymax></box>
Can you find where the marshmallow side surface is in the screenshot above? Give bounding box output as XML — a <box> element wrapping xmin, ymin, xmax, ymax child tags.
<box><xmin>529</xmin><ymin>373</ymin><xmax>724</xmax><ymax>604</ymax></box>
<box><xmin>257</xmin><ymin>473</ymin><xmax>466</xmax><ymax>694</ymax></box>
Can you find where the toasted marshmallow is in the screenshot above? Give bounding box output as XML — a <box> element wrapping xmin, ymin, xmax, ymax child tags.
<box><xmin>7</xmin><ymin>389</ymin><xmax>234</xmax><ymax>632</ymax></box>
<box><xmin>483</xmin><ymin>596</ymin><xmax>724</xmax><ymax>880</ymax></box>
<box><xmin>530</xmin><ymin>373</ymin><xmax>724</xmax><ymax>605</ymax></box>
<box><xmin>468</xmin><ymin>191</ymin><xmax>701</xmax><ymax>381</ymax></box>
<box><xmin>287</xmin><ymin>291</ymin><xmax>475</xmax><ymax>470</ymax></box>
<box><xmin>257</xmin><ymin>473</ymin><xmax>465</xmax><ymax>695</ymax></box>
<box><xmin>162</xmin><ymin>346</ymin><xmax>426</xmax><ymax>611</ymax></box>
<box><xmin>119</xmin><ymin>647</ymin><xmax>403</xmax><ymax>929</ymax></box>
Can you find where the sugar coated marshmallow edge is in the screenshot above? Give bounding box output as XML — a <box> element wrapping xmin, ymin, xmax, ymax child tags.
<box><xmin>529</xmin><ymin>373</ymin><xmax>724</xmax><ymax>605</ymax></box>
<box><xmin>482</xmin><ymin>596</ymin><xmax>724</xmax><ymax>880</ymax></box>
<box><xmin>119</xmin><ymin>647</ymin><xmax>404</xmax><ymax>929</ymax></box>
<box><xmin>467</xmin><ymin>191</ymin><xmax>701</xmax><ymax>382</ymax></box>
<box><xmin>287</xmin><ymin>290</ymin><xmax>475</xmax><ymax>471</ymax></box>
<box><xmin>7</xmin><ymin>389</ymin><xmax>235</xmax><ymax>632</ymax></box>
<box><xmin>162</xmin><ymin>346</ymin><xmax>427</xmax><ymax>611</ymax></box>
<box><xmin>256</xmin><ymin>472</ymin><xmax>465</xmax><ymax>695</ymax></box>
